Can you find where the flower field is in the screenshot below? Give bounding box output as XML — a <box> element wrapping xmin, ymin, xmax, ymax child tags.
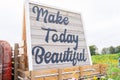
<box><xmin>92</xmin><ymin>53</ymin><xmax>120</xmax><ymax>80</ymax></box>
<box><xmin>92</xmin><ymin>54</ymin><xmax>119</xmax><ymax>66</ymax></box>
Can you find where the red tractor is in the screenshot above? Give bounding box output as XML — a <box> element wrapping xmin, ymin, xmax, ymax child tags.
<box><xmin>0</xmin><ymin>40</ymin><xmax>12</xmax><ymax>80</ymax></box>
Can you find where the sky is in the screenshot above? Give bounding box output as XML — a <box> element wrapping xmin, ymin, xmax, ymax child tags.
<box><xmin>0</xmin><ymin>0</ymin><xmax>120</xmax><ymax>52</ymax></box>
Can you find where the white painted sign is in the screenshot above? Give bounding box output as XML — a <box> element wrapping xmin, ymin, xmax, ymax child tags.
<box><xmin>25</xmin><ymin>1</ymin><xmax>92</xmax><ymax>70</ymax></box>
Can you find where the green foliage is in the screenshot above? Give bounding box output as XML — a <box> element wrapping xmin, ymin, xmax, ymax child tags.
<box><xmin>107</xmin><ymin>66</ymin><xmax>120</xmax><ymax>79</ymax></box>
<box><xmin>109</xmin><ymin>46</ymin><xmax>115</xmax><ymax>54</ymax></box>
<box><xmin>92</xmin><ymin>53</ymin><xmax>120</xmax><ymax>80</ymax></box>
<box><xmin>101</xmin><ymin>45</ymin><xmax>120</xmax><ymax>54</ymax></box>
<box><xmin>101</xmin><ymin>48</ymin><xmax>108</xmax><ymax>54</ymax></box>
<box><xmin>115</xmin><ymin>46</ymin><xmax>120</xmax><ymax>53</ymax></box>
<box><xmin>89</xmin><ymin>45</ymin><xmax>98</xmax><ymax>56</ymax></box>
<box><xmin>118</xmin><ymin>53</ymin><xmax>120</xmax><ymax>57</ymax></box>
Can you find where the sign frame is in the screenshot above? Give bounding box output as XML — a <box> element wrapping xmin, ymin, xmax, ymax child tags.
<box><xmin>25</xmin><ymin>0</ymin><xmax>92</xmax><ymax>71</ymax></box>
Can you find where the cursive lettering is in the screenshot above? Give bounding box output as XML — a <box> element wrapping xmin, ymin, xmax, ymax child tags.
<box><xmin>42</xmin><ymin>27</ymin><xmax>78</xmax><ymax>50</ymax></box>
<box><xmin>32</xmin><ymin>6</ymin><xmax>69</xmax><ymax>25</ymax></box>
<box><xmin>32</xmin><ymin>46</ymin><xmax>87</xmax><ymax>66</ymax></box>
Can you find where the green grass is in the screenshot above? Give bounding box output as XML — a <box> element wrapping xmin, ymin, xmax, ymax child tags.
<box><xmin>92</xmin><ymin>54</ymin><xmax>119</xmax><ymax>66</ymax></box>
<box><xmin>92</xmin><ymin>53</ymin><xmax>120</xmax><ymax>80</ymax></box>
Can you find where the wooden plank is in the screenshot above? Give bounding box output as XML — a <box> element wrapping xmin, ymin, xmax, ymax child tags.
<box><xmin>30</xmin><ymin>16</ymin><xmax>82</xmax><ymax>27</ymax></box>
<box><xmin>19</xmin><ymin>54</ymin><xmax>25</xmax><ymax>70</ymax></box>
<box><xmin>45</xmin><ymin>76</ymin><xmax>58</xmax><ymax>80</ymax></box>
<box><xmin>32</xmin><ymin>69</ymin><xmax>58</xmax><ymax>76</ymax></box>
<box><xmin>58</xmin><ymin>69</ymin><xmax>62</xmax><ymax>80</ymax></box>
<box><xmin>32</xmin><ymin>61</ymin><xmax>90</xmax><ymax>71</ymax></box>
<box><xmin>63</xmin><ymin>66</ymin><xmax>79</xmax><ymax>72</ymax></box>
<box><xmin>17</xmin><ymin>69</ymin><xmax>30</xmax><ymax>79</ymax></box>
<box><xmin>14</xmin><ymin>43</ymin><xmax>19</xmax><ymax>80</ymax></box>
<box><xmin>30</xmin><ymin>20</ymin><xmax>83</xmax><ymax>32</ymax></box>
<box><xmin>99</xmin><ymin>64</ymin><xmax>108</xmax><ymax>75</ymax></box>
<box><xmin>79</xmin><ymin>64</ymin><xmax>100</xmax><ymax>78</ymax></box>
<box><xmin>62</xmin><ymin>66</ymin><xmax>80</xmax><ymax>79</ymax></box>
<box><xmin>31</xmin><ymin>39</ymin><xmax>86</xmax><ymax>47</ymax></box>
<box><xmin>22</xmin><ymin>8</ymin><xmax>28</xmax><ymax>69</ymax></box>
<box><xmin>35</xmin><ymin>78</ymin><xmax>44</xmax><ymax>80</ymax></box>
<box><xmin>17</xmin><ymin>64</ymin><xmax>108</xmax><ymax>80</ymax></box>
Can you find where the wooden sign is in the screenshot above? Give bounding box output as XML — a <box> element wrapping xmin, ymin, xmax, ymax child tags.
<box><xmin>25</xmin><ymin>1</ymin><xmax>92</xmax><ymax>70</ymax></box>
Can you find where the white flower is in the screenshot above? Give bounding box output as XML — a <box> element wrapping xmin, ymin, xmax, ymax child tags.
<box><xmin>108</xmin><ymin>78</ymin><xmax>113</xmax><ymax>80</ymax></box>
<box><xmin>101</xmin><ymin>76</ymin><xmax>105</xmax><ymax>79</ymax></box>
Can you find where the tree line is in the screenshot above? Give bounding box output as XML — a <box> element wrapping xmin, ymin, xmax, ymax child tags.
<box><xmin>89</xmin><ymin>45</ymin><xmax>120</xmax><ymax>56</ymax></box>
